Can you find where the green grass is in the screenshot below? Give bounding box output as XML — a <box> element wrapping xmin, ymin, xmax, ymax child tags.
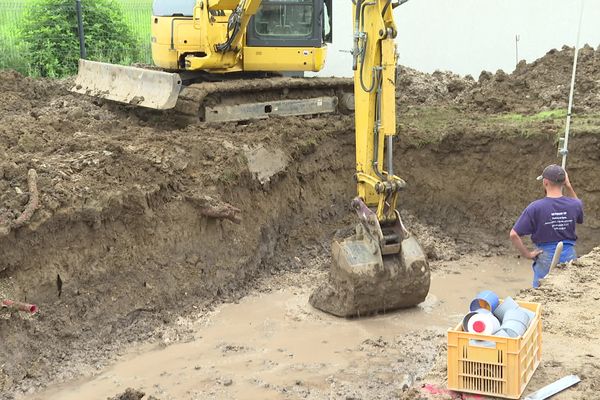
<box><xmin>397</xmin><ymin>106</ymin><xmax>600</xmax><ymax>146</ymax></box>
<box><xmin>117</xmin><ymin>0</ymin><xmax>153</xmax><ymax>61</ymax></box>
<box><xmin>496</xmin><ymin>109</ymin><xmax>568</xmax><ymax>122</ymax></box>
<box><xmin>0</xmin><ymin>0</ymin><xmax>153</xmax><ymax>74</ymax></box>
<box><xmin>0</xmin><ymin>0</ymin><xmax>26</xmax><ymax>71</ymax></box>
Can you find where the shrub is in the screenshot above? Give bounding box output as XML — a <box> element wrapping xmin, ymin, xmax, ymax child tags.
<box><xmin>20</xmin><ymin>0</ymin><xmax>141</xmax><ymax>77</ymax></box>
<box><xmin>0</xmin><ymin>41</ymin><xmax>28</xmax><ymax>74</ymax></box>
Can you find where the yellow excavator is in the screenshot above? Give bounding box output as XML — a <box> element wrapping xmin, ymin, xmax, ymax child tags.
<box><xmin>73</xmin><ymin>0</ymin><xmax>353</xmax><ymax>122</ymax></box>
<box><xmin>72</xmin><ymin>0</ymin><xmax>430</xmax><ymax>317</ymax></box>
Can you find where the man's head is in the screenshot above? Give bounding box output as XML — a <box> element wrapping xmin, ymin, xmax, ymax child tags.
<box><xmin>537</xmin><ymin>164</ymin><xmax>566</xmax><ymax>189</ymax></box>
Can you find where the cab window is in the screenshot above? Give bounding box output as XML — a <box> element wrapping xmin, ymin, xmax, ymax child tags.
<box><xmin>254</xmin><ymin>0</ymin><xmax>314</xmax><ymax>38</ymax></box>
<box><xmin>153</xmin><ymin>0</ymin><xmax>196</xmax><ymax>17</ymax></box>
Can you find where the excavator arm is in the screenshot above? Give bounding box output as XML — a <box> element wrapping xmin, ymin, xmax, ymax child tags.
<box><xmin>210</xmin><ymin>0</ymin><xmax>262</xmax><ymax>53</ymax></box>
<box><xmin>309</xmin><ymin>0</ymin><xmax>431</xmax><ymax>317</ymax></box>
<box><xmin>353</xmin><ymin>0</ymin><xmax>403</xmax><ymax>224</ymax></box>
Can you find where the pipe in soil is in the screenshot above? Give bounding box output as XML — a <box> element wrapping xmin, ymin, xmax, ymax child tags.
<box><xmin>2</xmin><ymin>299</ymin><xmax>38</xmax><ymax>314</ymax></box>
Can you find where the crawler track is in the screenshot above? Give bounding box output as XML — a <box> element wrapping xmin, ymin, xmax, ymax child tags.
<box><xmin>175</xmin><ymin>76</ymin><xmax>354</xmax><ymax>122</ymax></box>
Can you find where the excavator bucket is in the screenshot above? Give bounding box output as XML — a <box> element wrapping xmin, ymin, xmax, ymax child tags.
<box><xmin>71</xmin><ymin>60</ymin><xmax>183</xmax><ymax>110</ymax></box>
<box><xmin>310</xmin><ymin>208</ymin><xmax>431</xmax><ymax>318</ymax></box>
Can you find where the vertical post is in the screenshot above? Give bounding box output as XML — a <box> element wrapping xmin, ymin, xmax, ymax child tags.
<box><xmin>76</xmin><ymin>0</ymin><xmax>87</xmax><ymax>59</ymax></box>
<box><xmin>560</xmin><ymin>0</ymin><xmax>584</xmax><ymax>169</ymax></box>
<box><xmin>515</xmin><ymin>34</ymin><xmax>520</xmax><ymax>67</ymax></box>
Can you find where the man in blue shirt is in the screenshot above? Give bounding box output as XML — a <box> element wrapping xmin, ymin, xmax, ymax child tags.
<box><xmin>510</xmin><ymin>164</ymin><xmax>584</xmax><ymax>288</ymax></box>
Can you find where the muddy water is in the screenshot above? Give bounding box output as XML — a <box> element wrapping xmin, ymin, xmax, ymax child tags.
<box><xmin>25</xmin><ymin>255</ymin><xmax>532</xmax><ymax>400</ymax></box>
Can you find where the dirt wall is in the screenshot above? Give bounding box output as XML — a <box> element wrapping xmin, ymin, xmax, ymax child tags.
<box><xmin>396</xmin><ymin>130</ymin><xmax>600</xmax><ymax>253</ymax></box>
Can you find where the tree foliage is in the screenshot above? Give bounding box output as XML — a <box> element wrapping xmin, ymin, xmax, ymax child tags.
<box><xmin>21</xmin><ymin>0</ymin><xmax>141</xmax><ymax>77</ymax></box>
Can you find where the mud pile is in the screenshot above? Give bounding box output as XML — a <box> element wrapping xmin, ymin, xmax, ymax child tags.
<box><xmin>397</xmin><ymin>45</ymin><xmax>600</xmax><ymax>113</ymax></box>
<box><xmin>0</xmin><ymin>69</ymin><xmax>357</xmax><ymax>395</ymax></box>
<box><xmin>396</xmin><ymin>66</ymin><xmax>475</xmax><ymax>107</ymax></box>
<box><xmin>461</xmin><ymin>45</ymin><xmax>600</xmax><ymax>113</ymax></box>
<box><xmin>109</xmin><ymin>388</ymin><xmax>159</xmax><ymax>400</ymax></box>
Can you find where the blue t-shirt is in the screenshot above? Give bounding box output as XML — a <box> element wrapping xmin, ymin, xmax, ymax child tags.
<box><xmin>513</xmin><ymin>197</ymin><xmax>584</xmax><ymax>244</ymax></box>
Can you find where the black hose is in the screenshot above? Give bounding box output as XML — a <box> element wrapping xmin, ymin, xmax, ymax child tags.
<box><xmin>215</xmin><ymin>1</ymin><xmax>244</xmax><ymax>53</ymax></box>
<box><xmin>358</xmin><ymin>1</ymin><xmax>376</xmax><ymax>93</ymax></box>
<box><xmin>382</xmin><ymin>0</ymin><xmax>392</xmax><ymax>17</ymax></box>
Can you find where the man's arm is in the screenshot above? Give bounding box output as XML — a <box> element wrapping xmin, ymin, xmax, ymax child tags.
<box><xmin>510</xmin><ymin>229</ymin><xmax>542</xmax><ymax>260</ymax></box>
<box><xmin>564</xmin><ymin>171</ymin><xmax>577</xmax><ymax>199</ymax></box>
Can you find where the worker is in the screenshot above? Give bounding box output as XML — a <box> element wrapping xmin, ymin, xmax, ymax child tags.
<box><xmin>510</xmin><ymin>164</ymin><xmax>583</xmax><ymax>288</ymax></box>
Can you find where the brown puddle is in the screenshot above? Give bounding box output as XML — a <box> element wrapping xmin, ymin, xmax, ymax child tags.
<box><xmin>25</xmin><ymin>255</ymin><xmax>532</xmax><ymax>400</ymax></box>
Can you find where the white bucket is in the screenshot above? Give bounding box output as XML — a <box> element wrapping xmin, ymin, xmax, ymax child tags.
<box><xmin>467</xmin><ymin>312</ymin><xmax>501</xmax><ymax>335</ymax></box>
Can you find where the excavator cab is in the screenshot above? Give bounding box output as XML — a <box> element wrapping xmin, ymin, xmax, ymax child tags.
<box><xmin>247</xmin><ymin>0</ymin><xmax>332</xmax><ymax>47</ymax></box>
<box><xmin>150</xmin><ymin>0</ymin><xmax>331</xmax><ymax>72</ymax></box>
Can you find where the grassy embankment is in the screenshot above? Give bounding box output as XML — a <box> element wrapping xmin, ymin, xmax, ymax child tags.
<box><xmin>398</xmin><ymin>107</ymin><xmax>600</xmax><ymax>147</ymax></box>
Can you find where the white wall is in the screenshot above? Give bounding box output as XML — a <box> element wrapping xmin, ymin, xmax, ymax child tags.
<box><xmin>313</xmin><ymin>0</ymin><xmax>599</xmax><ymax>78</ymax></box>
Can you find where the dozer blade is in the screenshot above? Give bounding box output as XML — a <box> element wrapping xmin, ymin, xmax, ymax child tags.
<box><xmin>71</xmin><ymin>60</ymin><xmax>183</xmax><ymax>110</ymax></box>
<box><xmin>309</xmin><ymin>232</ymin><xmax>431</xmax><ymax>318</ymax></box>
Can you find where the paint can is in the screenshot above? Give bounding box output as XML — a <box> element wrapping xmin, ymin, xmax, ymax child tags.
<box><xmin>462</xmin><ymin>308</ymin><xmax>491</xmax><ymax>331</ymax></box>
<box><xmin>467</xmin><ymin>312</ymin><xmax>501</xmax><ymax>335</ymax></box>
<box><xmin>469</xmin><ymin>290</ymin><xmax>500</xmax><ymax>312</ymax></box>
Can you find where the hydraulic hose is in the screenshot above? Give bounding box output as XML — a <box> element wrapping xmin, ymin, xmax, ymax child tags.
<box><xmin>358</xmin><ymin>1</ymin><xmax>377</xmax><ymax>93</ymax></box>
<box><xmin>215</xmin><ymin>1</ymin><xmax>245</xmax><ymax>53</ymax></box>
<box><xmin>372</xmin><ymin>71</ymin><xmax>386</xmax><ymax>181</ymax></box>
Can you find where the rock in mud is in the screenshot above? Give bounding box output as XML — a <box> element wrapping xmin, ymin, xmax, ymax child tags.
<box><xmin>108</xmin><ymin>388</ymin><xmax>147</xmax><ymax>400</ymax></box>
<box><xmin>244</xmin><ymin>145</ymin><xmax>288</xmax><ymax>185</ymax></box>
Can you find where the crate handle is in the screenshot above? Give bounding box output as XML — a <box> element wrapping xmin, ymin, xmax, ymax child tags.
<box><xmin>469</xmin><ymin>339</ymin><xmax>498</xmax><ymax>348</ymax></box>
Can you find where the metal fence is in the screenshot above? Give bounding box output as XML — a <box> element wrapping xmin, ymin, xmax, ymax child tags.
<box><xmin>0</xmin><ymin>0</ymin><xmax>153</xmax><ymax>77</ymax></box>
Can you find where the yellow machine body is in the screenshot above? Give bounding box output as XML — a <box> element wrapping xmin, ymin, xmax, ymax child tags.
<box><xmin>71</xmin><ymin>0</ymin><xmax>428</xmax><ymax>318</ymax></box>
<box><xmin>72</xmin><ymin>0</ymin><xmax>334</xmax><ymax>111</ymax></box>
<box><xmin>150</xmin><ymin>1</ymin><xmax>328</xmax><ymax>73</ymax></box>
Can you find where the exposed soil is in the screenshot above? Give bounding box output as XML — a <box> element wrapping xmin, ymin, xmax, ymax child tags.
<box><xmin>1</xmin><ymin>44</ymin><xmax>600</xmax><ymax>400</ymax></box>
<box><xmin>23</xmin><ymin>252</ymin><xmax>535</xmax><ymax>400</ymax></box>
<box><xmin>398</xmin><ymin>45</ymin><xmax>600</xmax><ymax>113</ymax></box>
<box><xmin>404</xmin><ymin>247</ymin><xmax>600</xmax><ymax>400</ymax></box>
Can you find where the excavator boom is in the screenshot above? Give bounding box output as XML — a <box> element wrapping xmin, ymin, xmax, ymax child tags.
<box><xmin>309</xmin><ymin>0</ymin><xmax>430</xmax><ymax>317</ymax></box>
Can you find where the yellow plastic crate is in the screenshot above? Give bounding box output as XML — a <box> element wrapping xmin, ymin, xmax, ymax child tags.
<box><xmin>447</xmin><ymin>300</ymin><xmax>542</xmax><ymax>399</ymax></box>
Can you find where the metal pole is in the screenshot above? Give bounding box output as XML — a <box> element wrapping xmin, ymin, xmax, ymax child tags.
<box><xmin>560</xmin><ymin>0</ymin><xmax>584</xmax><ymax>169</ymax></box>
<box><xmin>76</xmin><ymin>0</ymin><xmax>87</xmax><ymax>59</ymax></box>
<box><xmin>515</xmin><ymin>35</ymin><xmax>520</xmax><ymax>67</ymax></box>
